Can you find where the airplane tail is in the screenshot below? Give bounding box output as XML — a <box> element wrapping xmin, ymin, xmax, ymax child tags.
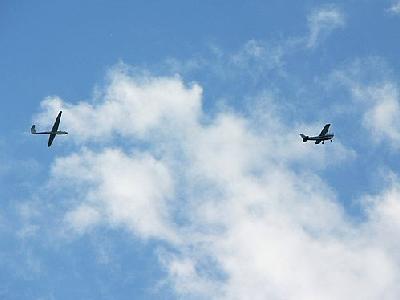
<box><xmin>31</xmin><ymin>125</ymin><xmax>36</xmax><ymax>134</ymax></box>
<box><xmin>300</xmin><ymin>134</ymin><xmax>308</xmax><ymax>142</ymax></box>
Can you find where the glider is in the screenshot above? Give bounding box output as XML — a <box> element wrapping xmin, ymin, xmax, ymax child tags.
<box><xmin>300</xmin><ymin>124</ymin><xmax>334</xmax><ymax>144</ymax></box>
<box><xmin>31</xmin><ymin>111</ymin><xmax>68</xmax><ymax>147</ymax></box>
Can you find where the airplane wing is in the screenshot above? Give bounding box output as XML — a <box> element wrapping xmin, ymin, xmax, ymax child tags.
<box><xmin>48</xmin><ymin>111</ymin><xmax>62</xmax><ymax>147</ymax></box>
<box><xmin>318</xmin><ymin>124</ymin><xmax>331</xmax><ymax>137</ymax></box>
<box><xmin>51</xmin><ymin>111</ymin><xmax>62</xmax><ymax>133</ymax></box>
<box><xmin>48</xmin><ymin>133</ymin><xmax>56</xmax><ymax>147</ymax></box>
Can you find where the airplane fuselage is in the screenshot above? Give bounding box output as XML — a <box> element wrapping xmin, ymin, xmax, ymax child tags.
<box><xmin>306</xmin><ymin>134</ymin><xmax>334</xmax><ymax>141</ymax></box>
<box><xmin>300</xmin><ymin>133</ymin><xmax>334</xmax><ymax>144</ymax></box>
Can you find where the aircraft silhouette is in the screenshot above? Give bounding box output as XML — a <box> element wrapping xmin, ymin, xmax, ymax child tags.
<box><xmin>300</xmin><ymin>124</ymin><xmax>334</xmax><ymax>144</ymax></box>
<box><xmin>31</xmin><ymin>111</ymin><xmax>68</xmax><ymax>147</ymax></box>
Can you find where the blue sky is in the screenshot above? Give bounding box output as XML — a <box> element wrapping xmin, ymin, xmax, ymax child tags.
<box><xmin>2</xmin><ymin>1</ymin><xmax>400</xmax><ymax>299</ymax></box>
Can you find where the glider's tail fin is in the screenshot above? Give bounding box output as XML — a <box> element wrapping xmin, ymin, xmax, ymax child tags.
<box><xmin>300</xmin><ymin>134</ymin><xmax>308</xmax><ymax>142</ymax></box>
<box><xmin>31</xmin><ymin>125</ymin><xmax>36</xmax><ymax>134</ymax></box>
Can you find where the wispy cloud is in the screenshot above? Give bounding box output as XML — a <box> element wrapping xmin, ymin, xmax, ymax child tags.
<box><xmin>387</xmin><ymin>1</ymin><xmax>400</xmax><ymax>15</ymax></box>
<box><xmin>163</xmin><ymin>6</ymin><xmax>346</xmax><ymax>86</ymax></box>
<box><xmin>332</xmin><ymin>58</ymin><xmax>400</xmax><ymax>149</ymax></box>
<box><xmin>164</xmin><ymin>39</ymin><xmax>288</xmax><ymax>85</ymax></box>
<box><xmin>307</xmin><ymin>5</ymin><xmax>346</xmax><ymax>48</ymax></box>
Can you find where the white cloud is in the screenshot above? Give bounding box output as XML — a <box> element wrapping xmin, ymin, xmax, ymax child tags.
<box><xmin>34</xmin><ymin>68</ymin><xmax>202</xmax><ymax>143</ymax></box>
<box><xmin>35</xmin><ymin>66</ymin><xmax>400</xmax><ymax>300</ymax></box>
<box><xmin>52</xmin><ymin>148</ymin><xmax>178</xmax><ymax>241</ymax></box>
<box><xmin>307</xmin><ymin>6</ymin><xmax>345</xmax><ymax>48</ymax></box>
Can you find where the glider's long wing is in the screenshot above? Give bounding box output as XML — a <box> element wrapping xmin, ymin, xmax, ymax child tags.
<box><xmin>48</xmin><ymin>133</ymin><xmax>56</xmax><ymax>147</ymax></box>
<box><xmin>319</xmin><ymin>124</ymin><xmax>330</xmax><ymax>137</ymax></box>
<box><xmin>47</xmin><ymin>111</ymin><xmax>63</xmax><ymax>147</ymax></box>
<box><xmin>51</xmin><ymin>111</ymin><xmax>62</xmax><ymax>132</ymax></box>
